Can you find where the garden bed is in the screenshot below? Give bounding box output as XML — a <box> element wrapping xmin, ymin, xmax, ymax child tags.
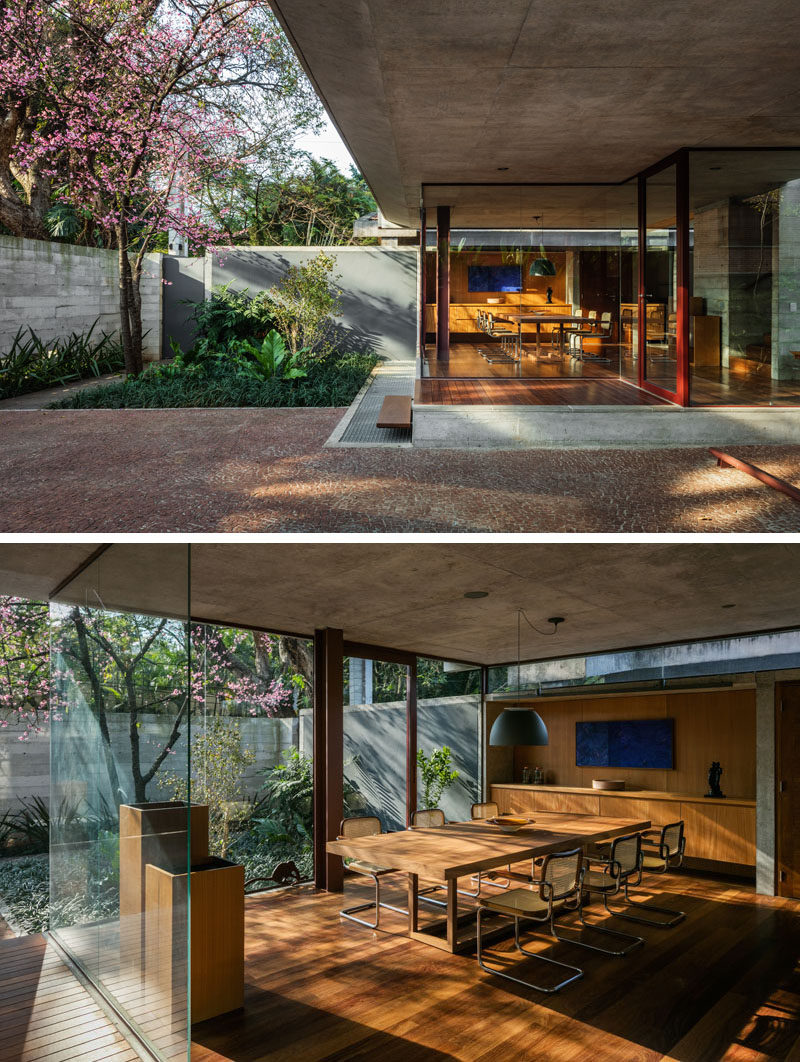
<box><xmin>48</xmin><ymin>350</ymin><xmax>378</xmax><ymax>409</ymax></box>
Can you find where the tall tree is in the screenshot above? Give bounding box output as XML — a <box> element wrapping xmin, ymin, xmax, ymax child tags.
<box><xmin>0</xmin><ymin>0</ymin><xmax>321</xmax><ymax>373</ymax></box>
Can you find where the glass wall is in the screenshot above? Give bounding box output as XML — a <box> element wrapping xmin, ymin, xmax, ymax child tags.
<box><xmin>343</xmin><ymin>656</ymin><xmax>409</xmax><ymax>831</ymax></box>
<box><xmin>416</xmin><ymin>659</ymin><xmax>481</xmax><ymax>822</ymax></box>
<box><xmin>423</xmin><ymin>183</ymin><xmax>639</xmax><ymax>385</ymax></box>
<box><xmin>50</xmin><ymin>545</ymin><xmax>190</xmax><ymax>1061</ymax></box>
<box><xmin>643</xmin><ymin>164</ymin><xmax>678</xmax><ymax>394</ymax></box>
<box><xmin>689</xmin><ymin>150</ymin><xmax>800</xmax><ymax>405</ymax></box>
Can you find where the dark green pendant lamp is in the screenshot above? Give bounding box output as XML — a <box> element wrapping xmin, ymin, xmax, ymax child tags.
<box><xmin>529</xmin><ymin>214</ymin><xmax>556</xmax><ymax>277</ymax></box>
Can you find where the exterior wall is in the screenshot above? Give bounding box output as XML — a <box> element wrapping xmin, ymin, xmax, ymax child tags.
<box><xmin>772</xmin><ymin>179</ymin><xmax>800</xmax><ymax>381</ymax></box>
<box><xmin>163</xmin><ymin>246</ymin><xmax>419</xmax><ymax>361</ymax></box>
<box><xmin>0</xmin><ymin>236</ymin><xmax>163</xmax><ymax>361</ymax></box>
<box><xmin>0</xmin><ymin>713</ymin><xmax>298</xmax><ymax>815</ymax></box>
<box><xmin>299</xmin><ymin>694</ymin><xmax>481</xmax><ymax>829</ymax></box>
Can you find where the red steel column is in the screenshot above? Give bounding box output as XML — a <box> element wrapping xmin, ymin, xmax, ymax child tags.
<box><xmin>437</xmin><ymin>205</ymin><xmax>450</xmax><ymax>362</ymax></box>
<box><xmin>406</xmin><ymin>660</ymin><xmax>418</xmax><ymax>824</ymax></box>
<box><xmin>676</xmin><ymin>151</ymin><xmax>691</xmax><ymax>407</ymax></box>
<box><xmin>637</xmin><ymin>174</ymin><xmax>646</xmax><ymax>389</ymax></box>
<box><xmin>419</xmin><ymin>205</ymin><xmax>427</xmax><ymax>357</ymax></box>
<box><xmin>313</xmin><ymin>627</ymin><xmax>344</xmax><ymax>892</ymax></box>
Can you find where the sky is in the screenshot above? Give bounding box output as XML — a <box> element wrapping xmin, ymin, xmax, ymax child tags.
<box><xmin>294</xmin><ymin>113</ymin><xmax>357</xmax><ymax>173</ymax></box>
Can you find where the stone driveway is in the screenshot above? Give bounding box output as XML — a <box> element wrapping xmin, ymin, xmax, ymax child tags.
<box><xmin>1</xmin><ymin>408</ymin><xmax>799</xmax><ymax>532</ymax></box>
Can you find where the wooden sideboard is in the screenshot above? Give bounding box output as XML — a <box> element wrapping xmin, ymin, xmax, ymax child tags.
<box><xmin>490</xmin><ymin>784</ymin><xmax>755</xmax><ymax>873</ymax></box>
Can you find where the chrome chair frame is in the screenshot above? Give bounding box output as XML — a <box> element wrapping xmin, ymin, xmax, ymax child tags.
<box><xmin>571</xmin><ymin>833</ymin><xmax>646</xmax><ymax>956</ymax></box>
<box><xmin>476</xmin><ymin>848</ymin><xmax>585</xmax><ymax>994</ymax></box>
<box><xmin>464</xmin><ymin>802</ymin><xmax>512</xmax><ymax>895</ymax></box>
<box><xmin>338</xmin><ymin>815</ymin><xmax>407</xmax><ymax>929</ymax></box>
<box><xmin>617</xmin><ymin>821</ymin><xmax>686</xmax><ymax>927</ymax></box>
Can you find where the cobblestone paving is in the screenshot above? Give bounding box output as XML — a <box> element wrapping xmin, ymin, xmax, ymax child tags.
<box><xmin>1</xmin><ymin>408</ymin><xmax>799</xmax><ymax>533</ymax></box>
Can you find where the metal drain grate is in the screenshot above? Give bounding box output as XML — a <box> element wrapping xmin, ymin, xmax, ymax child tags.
<box><xmin>334</xmin><ymin>362</ymin><xmax>415</xmax><ymax>446</ymax></box>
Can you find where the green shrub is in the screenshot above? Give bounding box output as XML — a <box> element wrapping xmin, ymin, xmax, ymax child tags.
<box><xmin>0</xmin><ymin>319</ymin><xmax>124</xmax><ymax>399</ymax></box>
<box><xmin>49</xmin><ymin>350</ymin><xmax>377</xmax><ymax>409</ymax></box>
<box><xmin>189</xmin><ymin>284</ymin><xmax>277</xmax><ymax>352</ymax></box>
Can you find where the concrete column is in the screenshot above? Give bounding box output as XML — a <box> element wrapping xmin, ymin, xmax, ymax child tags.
<box><xmin>755</xmin><ymin>671</ymin><xmax>776</xmax><ymax>895</ymax></box>
<box><xmin>771</xmin><ymin>178</ymin><xmax>800</xmax><ymax>381</ymax></box>
<box><xmin>348</xmin><ymin>657</ymin><xmax>372</xmax><ymax>706</ymax></box>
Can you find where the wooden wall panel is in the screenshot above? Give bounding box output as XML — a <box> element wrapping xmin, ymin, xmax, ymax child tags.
<box><xmin>449</xmin><ymin>251</ymin><xmax>567</xmax><ymax>306</ymax></box>
<box><xmin>506</xmin><ymin>688</ymin><xmax>756</xmax><ymax>797</ymax></box>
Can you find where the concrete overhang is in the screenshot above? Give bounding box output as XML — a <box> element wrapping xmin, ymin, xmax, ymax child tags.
<box><xmin>1</xmin><ymin>543</ymin><xmax>799</xmax><ymax>668</ymax></box>
<box><xmin>270</xmin><ymin>0</ymin><xmax>800</xmax><ymax>228</ymax></box>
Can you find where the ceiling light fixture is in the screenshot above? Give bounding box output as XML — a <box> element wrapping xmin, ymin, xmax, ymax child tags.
<box><xmin>464</xmin><ymin>590</ymin><xmax>489</xmax><ymax>599</ymax></box>
<box><xmin>489</xmin><ymin>610</ymin><xmax>563</xmax><ymax>747</ymax></box>
<box><xmin>529</xmin><ymin>215</ymin><xmax>556</xmax><ymax>277</ymax></box>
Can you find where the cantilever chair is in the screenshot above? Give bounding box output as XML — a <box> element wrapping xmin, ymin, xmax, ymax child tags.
<box><xmin>476</xmin><ymin>847</ymin><xmax>585</xmax><ymax>994</ymax></box>
<box><xmin>338</xmin><ymin>815</ymin><xmax>407</xmax><ymax>929</ymax></box>
<box><xmin>574</xmin><ymin>833</ymin><xmax>646</xmax><ymax>955</ymax></box>
<box><xmin>462</xmin><ymin>802</ymin><xmax>512</xmax><ymax>895</ymax></box>
<box><xmin>482</xmin><ymin>313</ymin><xmax>520</xmax><ymax>364</ymax></box>
<box><xmin>591</xmin><ymin>822</ymin><xmax>686</xmax><ymax>927</ymax></box>
<box><xmin>409</xmin><ymin>807</ymin><xmax>450</xmax><ymax>907</ymax></box>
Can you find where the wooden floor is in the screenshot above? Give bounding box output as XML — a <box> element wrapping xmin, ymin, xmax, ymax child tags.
<box><xmin>192</xmin><ymin>871</ymin><xmax>800</xmax><ymax>1062</ymax></box>
<box><xmin>417</xmin><ymin>377</ymin><xmax>668</xmax><ymax>406</ymax></box>
<box><xmin>423</xmin><ymin>343</ymin><xmax>800</xmax><ymax>407</ymax></box>
<box><xmin>0</xmin><ymin>934</ymin><xmax>141</xmax><ymax>1062</ymax></box>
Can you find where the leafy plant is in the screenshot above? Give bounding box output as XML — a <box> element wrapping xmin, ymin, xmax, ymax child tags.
<box><xmin>164</xmin><ymin>717</ymin><xmax>256</xmax><ymax>858</ymax></box>
<box><xmin>232</xmin><ymin>331</ymin><xmax>308</xmax><ymax>381</ymax></box>
<box><xmin>50</xmin><ymin>350</ymin><xmax>378</xmax><ymax>409</ymax></box>
<box><xmin>252</xmin><ymin>748</ymin><xmax>313</xmax><ymax>847</ymax></box>
<box><xmin>267</xmin><ymin>251</ymin><xmax>342</xmax><ymax>360</ymax></box>
<box><xmin>188</xmin><ymin>284</ymin><xmax>278</xmax><ymax>353</ymax></box>
<box><xmin>417</xmin><ymin>746</ymin><xmax>459</xmax><ymax>810</ymax></box>
<box><xmin>0</xmin><ymin>319</ymin><xmax>124</xmax><ymax>399</ymax></box>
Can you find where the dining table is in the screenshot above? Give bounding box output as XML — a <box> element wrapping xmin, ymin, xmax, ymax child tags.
<box><xmin>496</xmin><ymin>312</ymin><xmax>593</xmax><ymax>356</ymax></box>
<box><xmin>327</xmin><ymin>811</ymin><xmax>651</xmax><ymax>954</ymax></box>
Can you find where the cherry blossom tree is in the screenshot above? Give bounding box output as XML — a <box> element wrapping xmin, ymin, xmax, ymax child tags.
<box><xmin>0</xmin><ymin>0</ymin><xmax>311</xmax><ymax>373</ymax></box>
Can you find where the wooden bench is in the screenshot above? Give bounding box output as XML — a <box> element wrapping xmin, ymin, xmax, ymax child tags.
<box><xmin>377</xmin><ymin>395</ymin><xmax>412</xmax><ymax>429</ymax></box>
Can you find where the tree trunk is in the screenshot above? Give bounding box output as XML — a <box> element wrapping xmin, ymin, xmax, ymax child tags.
<box><xmin>115</xmin><ymin>221</ymin><xmax>144</xmax><ymax>375</ymax></box>
<box><xmin>70</xmin><ymin>609</ymin><xmax>126</xmax><ymax>807</ymax></box>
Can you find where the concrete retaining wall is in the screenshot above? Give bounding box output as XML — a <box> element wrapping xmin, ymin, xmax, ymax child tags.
<box><xmin>164</xmin><ymin>246</ymin><xmax>418</xmax><ymax>361</ymax></box>
<box><xmin>412</xmin><ymin>402</ymin><xmax>800</xmax><ymax>449</ymax></box>
<box><xmin>0</xmin><ymin>237</ymin><xmax>162</xmax><ymax>361</ymax></box>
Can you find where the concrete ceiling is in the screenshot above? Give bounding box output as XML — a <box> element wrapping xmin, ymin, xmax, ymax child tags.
<box><xmin>271</xmin><ymin>0</ymin><xmax>800</xmax><ymax>228</ymax></box>
<box><xmin>1</xmin><ymin>543</ymin><xmax>799</xmax><ymax>667</ymax></box>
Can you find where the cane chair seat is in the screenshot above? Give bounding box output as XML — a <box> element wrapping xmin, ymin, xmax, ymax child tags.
<box><xmin>345</xmin><ymin>859</ymin><xmax>395</xmax><ymax>877</ymax></box>
<box><xmin>480</xmin><ymin>888</ymin><xmax>563</xmax><ymax>918</ymax></box>
<box><xmin>582</xmin><ymin>869</ymin><xmax>619</xmax><ymax>892</ymax></box>
<box><xmin>641</xmin><ymin>853</ymin><xmax>670</xmax><ymax>871</ymax></box>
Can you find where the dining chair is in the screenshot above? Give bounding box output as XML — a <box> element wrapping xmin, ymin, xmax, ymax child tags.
<box><xmin>593</xmin><ymin>822</ymin><xmax>686</xmax><ymax>927</ymax></box>
<box><xmin>484</xmin><ymin>313</ymin><xmax>520</xmax><ymax>363</ymax></box>
<box><xmin>408</xmin><ymin>807</ymin><xmax>451</xmax><ymax>907</ymax></box>
<box><xmin>337</xmin><ymin>815</ymin><xmax>407</xmax><ymax>929</ymax></box>
<box><xmin>465</xmin><ymin>802</ymin><xmax>512</xmax><ymax>894</ymax></box>
<box><xmin>573</xmin><ymin>833</ymin><xmax>646</xmax><ymax>955</ymax></box>
<box><xmin>476</xmin><ymin>847</ymin><xmax>585</xmax><ymax>994</ymax></box>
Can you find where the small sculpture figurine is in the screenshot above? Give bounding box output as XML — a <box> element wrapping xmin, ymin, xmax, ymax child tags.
<box><xmin>705</xmin><ymin>761</ymin><xmax>725</xmax><ymax>799</ymax></box>
<box><xmin>546</xmin><ymin>286</ymin><xmax>553</xmax><ymax>304</ymax></box>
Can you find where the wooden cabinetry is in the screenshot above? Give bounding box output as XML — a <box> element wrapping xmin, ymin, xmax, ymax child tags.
<box><xmin>427</xmin><ymin>299</ymin><xmax>573</xmax><ymax>336</ymax></box>
<box><xmin>491</xmin><ymin>784</ymin><xmax>755</xmax><ymax>872</ymax></box>
<box><xmin>692</xmin><ymin>315</ymin><xmax>722</xmax><ymax>367</ymax></box>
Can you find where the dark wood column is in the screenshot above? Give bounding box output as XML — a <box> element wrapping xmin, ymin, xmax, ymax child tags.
<box><xmin>312</xmin><ymin>627</ymin><xmax>344</xmax><ymax>891</ymax></box>
<box><xmin>419</xmin><ymin>204</ymin><xmax>427</xmax><ymax>357</ymax></box>
<box><xmin>436</xmin><ymin>205</ymin><xmax>450</xmax><ymax>362</ymax></box>
<box><xmin>405</xmin><ymin>659</ymin><xmax>417</xmax><ymax>823</ymax></box>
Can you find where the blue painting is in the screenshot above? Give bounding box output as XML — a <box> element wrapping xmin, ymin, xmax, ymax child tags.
<box><xmin>576</xmin><ymin>719</ymin><xmax>674</xmax><ymax>770</ymax></box>
<box><xmin>467</xmin><ymin>265</ymin><xmax>522</xmax><ymax>292</ymax></box>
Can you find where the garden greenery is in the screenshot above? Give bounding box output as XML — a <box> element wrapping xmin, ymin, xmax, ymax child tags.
<box><xmin>0</xmin><ymin>320</ymin><xmax>124</xmax><ymax>399</ymax></box>
<box><xmin>267</xmin><ymin>251</ymin><xmax>342</xmax><ymax>358</ymax></box>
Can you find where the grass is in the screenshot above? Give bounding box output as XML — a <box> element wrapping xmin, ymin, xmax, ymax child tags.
<box><xmin>48</xmin><ymin>350</ymin><xmax>378</xmax><ymax>409</ymax></box>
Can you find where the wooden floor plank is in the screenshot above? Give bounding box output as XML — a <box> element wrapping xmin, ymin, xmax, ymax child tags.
<box><xmin>191</xmin><ymin>874</ymin><xmax>800</xmax><ymax>1062</ymax></box>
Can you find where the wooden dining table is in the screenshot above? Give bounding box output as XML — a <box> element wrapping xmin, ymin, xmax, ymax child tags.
<box><xmin>327</xmin><ymin>811</ymin><xmax>651</xmax><ymax>954</ymax></box>
<box><xmin>496</xmin><ymin>312</ymin><xmax>593</xmax><ymax>355</ymax></box>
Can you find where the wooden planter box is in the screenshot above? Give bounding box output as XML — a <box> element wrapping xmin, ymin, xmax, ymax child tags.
<box><xmin>119</xmin><ymin>802</ymin><xmax>209</xmax><ymax>968</ymax></box>
<box><xmin>145</xmin><ymin>857</ymin><xmax>244</xmax><ymax>1026</ymax></box>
